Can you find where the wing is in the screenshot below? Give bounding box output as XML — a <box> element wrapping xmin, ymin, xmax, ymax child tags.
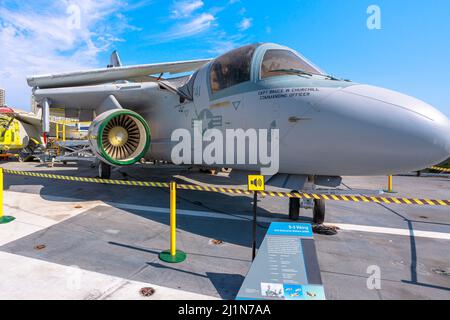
<box><xmin>33</xmin><ymin>82</ymin><xmax>168</xmax><ymax>113</ymax></box>
<box><xmin>27</xmin><ymin>59</ymin><xmax>211</xmax><ymax>89</ymax></box>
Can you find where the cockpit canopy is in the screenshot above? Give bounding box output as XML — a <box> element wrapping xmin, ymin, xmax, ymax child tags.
<box><xmin>209</xmin><ymin>43</ymin><xmax>324</xmax><ymax>94</ymax></box>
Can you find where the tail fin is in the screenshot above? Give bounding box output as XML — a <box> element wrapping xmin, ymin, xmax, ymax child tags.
<box><xmin>107</xmin><ymin>50</ymin><xmax>122</xmax><ymax>68</ymax></box>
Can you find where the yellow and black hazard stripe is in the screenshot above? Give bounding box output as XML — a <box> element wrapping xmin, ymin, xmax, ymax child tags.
<box><xmin>429</xmin><ymin>166</ymin><xmax>450</xmax><ymax>173</ymax></box>
<box><xmin>2</xmin><ymin>169</ymin><xmax>170</xmax><ymax>188</ymax></box>
<box><xmin>2</xmin><ymin>168</ymin><xmax>449</xmax><ymax>206</ymax></box>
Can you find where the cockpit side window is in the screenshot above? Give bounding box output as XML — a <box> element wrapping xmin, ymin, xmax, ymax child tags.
<box><xmin>210</xmin><ymin>44</ymin><xmax>257</xmax><ymax>93</ymax></box>
<box><xmin>261</xmin><ymin>49</ymin><xmax>322</xmax><ymax>79</ymax></box>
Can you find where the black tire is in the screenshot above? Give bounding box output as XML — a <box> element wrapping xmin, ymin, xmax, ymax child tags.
<box><xmin>98</xmin><ymin>162</ymin><xmax>111</xmax><ymax>179</ymax></box>
<box><xmin>313</xmin><ymin>199</ymin><xmax>326</xmax><ymax>224</ymax></box>
<box><xmin>289</xmin><ymin>197</ymin><xmax>300</xmax><ymax>221</ymax></box>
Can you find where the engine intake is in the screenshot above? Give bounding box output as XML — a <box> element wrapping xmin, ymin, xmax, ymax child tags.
<box><xmin>89</xmin><ymin>109</ymin><xmax>150</xmax><ymax>166</ymax></box>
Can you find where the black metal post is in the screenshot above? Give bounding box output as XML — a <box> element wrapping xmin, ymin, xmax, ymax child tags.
<box><xmin>252</xmin><ymin>191</ymin><xmax>257</xmax><ymax>261</ymax></box>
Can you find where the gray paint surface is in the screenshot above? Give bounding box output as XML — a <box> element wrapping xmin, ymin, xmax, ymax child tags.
<box><xmin>31</xmin><ymin>43</ymin><xmax>450</xmax><ymax>177</ymax></box>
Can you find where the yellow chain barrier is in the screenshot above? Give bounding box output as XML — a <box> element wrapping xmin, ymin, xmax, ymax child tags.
<box><xmin>429</xmin><ymin>166</ymin><xmax>450</xmax><ymax>173</ymax></box>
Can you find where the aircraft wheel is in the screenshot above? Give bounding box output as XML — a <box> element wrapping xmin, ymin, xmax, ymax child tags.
<box><xmin>18</xmin><ymin>152</ymin><xmax>29</xmax><ymax>162</ymax></box>
<box><xmin>98</xmin><ymin>162</ymin><xmax>111</xmax><ymax>179</ymax></box>
<box><xmin>289</xmin><ymin>196</ymin><xmax>300</xmax><ymax>221</ymax></box>
<box><xmin>313</xmin><ymin>199</ymin><xmax>326</xmax><ymax>224</ymax></box>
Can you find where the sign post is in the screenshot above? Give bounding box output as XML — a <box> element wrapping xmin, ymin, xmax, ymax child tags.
<box><xmin>248</xmin><ymin>175</ymin><xmax>265</xmax><ymax>261</ymax></box>
<box><xmin>252</xmin><ymin>191</ymin><xmax>257</xmax><ymax>260</ymax></box>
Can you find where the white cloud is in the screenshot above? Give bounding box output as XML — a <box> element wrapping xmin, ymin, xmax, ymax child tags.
<box><xmin>205</xmin><ymin>31</ymin><xmax>249</xmax><ymax>55</ymax></box>
<box><xmin>170</xmin><ymin>13</ymin><xmax>215</xmax><ymax>39</ymax></box>
<box><xmin>0</xmin><ymin>0</ymin><xmax>137</xmax><ymax>109</ymax></box>
<box><xmin>152</xmin><ymin>13</ymin><xmax>216</xmax><ymax>42</ymax></box>
<box><xmin>238</xmin><ymin>17</ymin><xmax>252</xmax><ymax>31</ymax></box>
<box><xmin>171</xmin><ymin>0</ymin><xmax>204</xmax><ymax>19</ymax></box>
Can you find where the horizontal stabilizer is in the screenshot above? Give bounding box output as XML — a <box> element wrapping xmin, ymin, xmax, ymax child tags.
<box><xmin>27</xmin><ymin>58</ymin><xmax>212</xmax><ymax>89</ymax></box>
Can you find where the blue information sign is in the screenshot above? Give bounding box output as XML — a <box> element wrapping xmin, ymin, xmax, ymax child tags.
<box><xmin>267</xmin><ymin>222</ymin><xmax>313</xmax><ymax>237</ymax></box>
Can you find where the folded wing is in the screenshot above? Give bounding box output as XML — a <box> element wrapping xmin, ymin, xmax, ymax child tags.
<box><xmin>27</xmin><ymin>58</ymin><xmax>211</xmax><ymax>89</ymax></box>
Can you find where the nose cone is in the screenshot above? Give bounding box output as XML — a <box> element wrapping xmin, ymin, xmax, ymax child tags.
<box><xmin>317</xmin><ymin>84</ymin><xmax>450</xmax><ymax>174</ymax></box>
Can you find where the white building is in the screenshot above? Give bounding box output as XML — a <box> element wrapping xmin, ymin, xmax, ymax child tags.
<box><xmin>0</xmin><ymin>88</ymin><xmax>5</xmax><ymax>106</ymax></box>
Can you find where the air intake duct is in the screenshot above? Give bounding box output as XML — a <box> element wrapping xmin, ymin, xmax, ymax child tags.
<box><xmin>88</xmin><ymin>109</ymin><xmax>150</xmax><ymax>166</ymax></box>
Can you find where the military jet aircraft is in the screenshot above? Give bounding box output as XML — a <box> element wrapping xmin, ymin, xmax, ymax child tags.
<box><xmin>27</xmin><ymin>43</ymin><xmax>450</xmax><ymax>225</ymax></box>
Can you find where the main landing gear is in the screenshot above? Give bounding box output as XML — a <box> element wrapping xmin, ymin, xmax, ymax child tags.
<box><xmin>288</xmin><ymin>195</ymin><xmax>337</xmax><ymax>235</ymax></box>
<box><xmin>289</xmin><ymin>197</ymin><xmax>325</xmax><ymax>224</ymax></box>
<box><xmin>98</xmin><ymin>161</ymin><xmax>111</xmax><ymax>179</ymax></box>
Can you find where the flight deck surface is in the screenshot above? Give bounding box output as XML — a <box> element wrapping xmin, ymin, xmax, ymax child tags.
<box><xmin>0</xmin><ymin>161</ymin><xmax>449</xmax><ymax>300</ymax></box>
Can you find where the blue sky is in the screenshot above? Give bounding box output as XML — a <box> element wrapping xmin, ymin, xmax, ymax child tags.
<box><xmin>1</xmin><ymin>0</ymin><xmax>449</xmax><ymax>117</ymax></box>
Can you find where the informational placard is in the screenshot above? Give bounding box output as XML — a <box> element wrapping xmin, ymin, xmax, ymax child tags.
<box><xmin>236</xmin><ymin>222</ymin><xmax>325</xmax><ymax>300</ymax></box>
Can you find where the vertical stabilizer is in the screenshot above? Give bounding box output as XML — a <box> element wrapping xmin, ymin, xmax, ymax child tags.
<box><xmin>108</xmin><ymin>51</ymin><xmax>122</xmax><ymax>68</ymax></box>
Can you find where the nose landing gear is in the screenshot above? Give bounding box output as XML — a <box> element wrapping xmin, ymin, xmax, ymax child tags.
<box><xmin>98</xmin><ymin>161</ymin><xmax>111</xmax><ymax>179</ymax></box>
<box><xmin>288</xmin><ymin>197</ymin><xmax>300</xmax><ymax>221</ymax></box>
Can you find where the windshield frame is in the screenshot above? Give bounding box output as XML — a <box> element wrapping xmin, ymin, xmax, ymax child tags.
<box><xmin>257</xmin><ymin>46</ymin><xmax>326</xmax><ymax>81</ymax></box>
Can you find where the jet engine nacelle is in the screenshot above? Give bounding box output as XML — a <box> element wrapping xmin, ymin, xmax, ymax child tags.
<box><xmin>88</xmin><ymin>109</ymin><xmax>150</xmax><ymax>166</ymax></box>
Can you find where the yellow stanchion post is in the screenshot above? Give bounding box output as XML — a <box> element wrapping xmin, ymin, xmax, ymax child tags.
<box><xmin>0</xmin><ymin>168</ymin><xmax>15</xmax><ymax>224</ymax></box>
<box><xmin>170</xmin><ymin>181</ymin><xmax>177</xmax><ymax>256</ymax></box>
<box><xmin>159</xmin><ymin>181</ymin><xmax>186</xmax><ymax>263</ymax></box>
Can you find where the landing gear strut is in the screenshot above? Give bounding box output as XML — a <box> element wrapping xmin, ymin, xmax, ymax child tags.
<box><xmin>289</xmin><ymin>196</ymin><xmax>336</xmax><ymax>235</ymax></box>
<box><xmin>98</xmin><ymin>161</ymin><xmax>111</xmax><ymax>179</ymax></box>
<box><xmin>289</xmin><ymin>196</ymin><xmax>300</xmax><ymax>221</ymax></box>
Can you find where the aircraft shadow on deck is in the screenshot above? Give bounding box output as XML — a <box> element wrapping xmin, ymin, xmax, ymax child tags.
<box><xmin>1</xmin><ymin>162</ymin><xmax>299</xmax><ymax>298</ymax></box>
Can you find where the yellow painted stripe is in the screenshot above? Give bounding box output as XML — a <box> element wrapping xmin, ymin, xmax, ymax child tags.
<box><xmin>381</xmin><ymin>197</ymin><xmax>391</xmax><ymax>204</ymax></box>
<box><xmin>370</xmin><ymin>197</ymin><xmax>381</xmax><ymax>203</ymax></box>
